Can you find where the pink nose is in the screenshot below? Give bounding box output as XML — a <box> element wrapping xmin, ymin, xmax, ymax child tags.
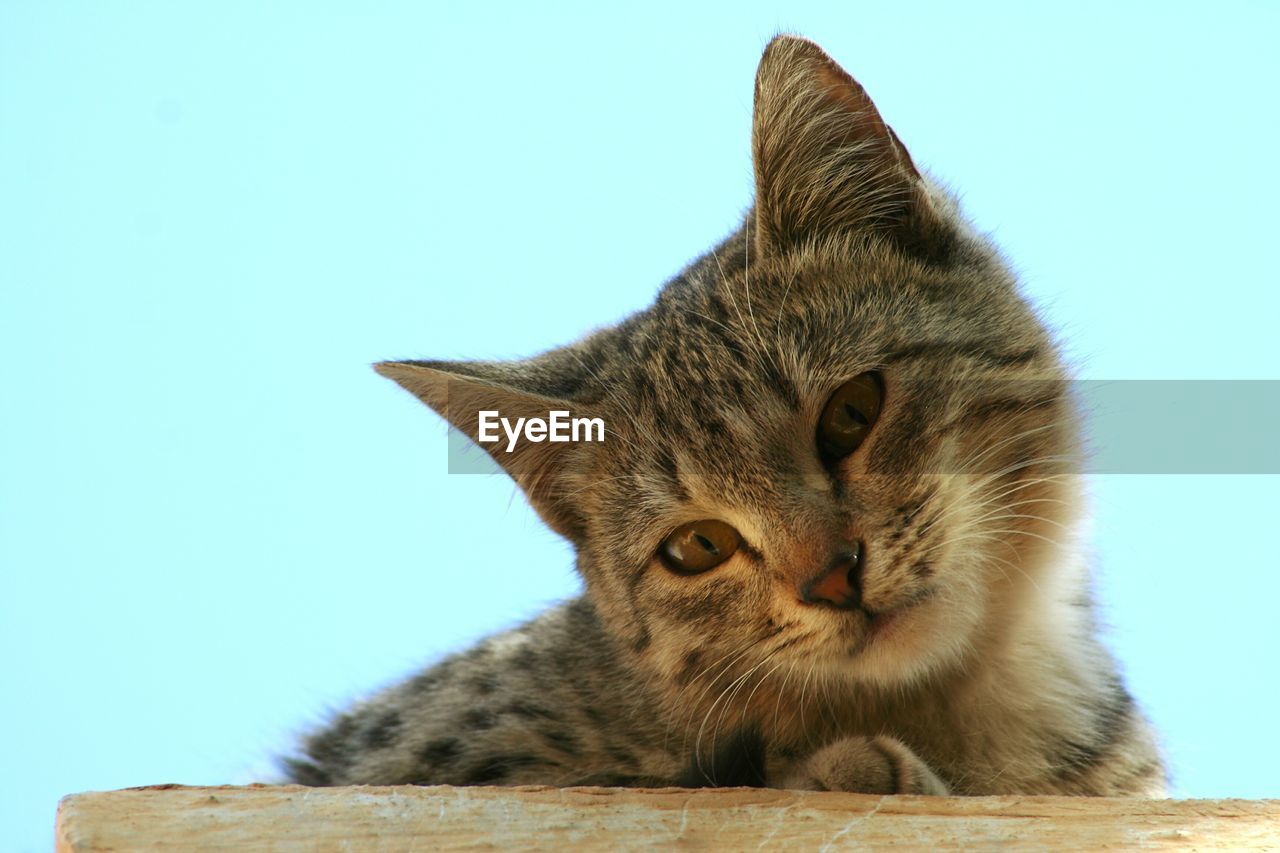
<box><xmin>800</xmin><ymin>543</ymin><xmax>863</xmax><ymax>610</ymax></box>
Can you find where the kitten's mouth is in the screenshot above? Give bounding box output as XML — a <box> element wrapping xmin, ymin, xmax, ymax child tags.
<box><xmin>866</xmin><ymin>607</ymin><xmax>906</xmax><ymax>638</ymax></box>
<box><xmin>848</xmin><ymin>590</ymin><xmax>934</xmax><ymax>652</ymax></box>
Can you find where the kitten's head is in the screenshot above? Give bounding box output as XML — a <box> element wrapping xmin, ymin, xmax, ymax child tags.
<box><xmin>381</xmin><ymin>37</ymin><xmax>1079</xmax><ymax>702</ymax></box>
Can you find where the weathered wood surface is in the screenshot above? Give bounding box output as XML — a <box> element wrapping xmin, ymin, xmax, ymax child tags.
<box><xmin>55</xmin><ymin>784</ymin><xmax>1280</xmax><ymax>851</ymax></box>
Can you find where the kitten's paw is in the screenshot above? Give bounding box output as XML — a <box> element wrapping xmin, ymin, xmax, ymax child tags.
<box><xmin>782</xmin><ymin>736</ymin><xmax>948</xmax><ymax>795</ymax></box>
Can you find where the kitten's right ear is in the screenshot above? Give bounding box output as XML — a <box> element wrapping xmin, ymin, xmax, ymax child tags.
<box><xmin>751</xmin><ymin>35</ymin><xmax>949</xmax><ymax>260</ymax></box>
<box><xmin>374</xmin><ymin>360</ymin><xmax>598</xmax><ymax>541</ymax></box>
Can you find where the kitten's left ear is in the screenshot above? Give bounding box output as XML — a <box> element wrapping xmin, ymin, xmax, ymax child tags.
<box><xmin>374</xmin><ymin>360</ymin><xmax>599</xmax><ymax>541</ymax></box>
<box><xmin>751</xmin><ymin>36</ymin><xmax>949</xmax><ymax>260</ymax></box>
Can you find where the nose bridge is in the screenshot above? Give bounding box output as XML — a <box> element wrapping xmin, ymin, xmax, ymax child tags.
<box><xmin>778</xmin><ymin>529</ymin><xmax>838</xmax><ymax>587</ymax></box>
<box><xmin>774</xmin><ymin>489</ymin><xmax>847</xmax><ymax>569</ymax></box>
<box><xmin>773</xmin><ymin>491</ymin><xmax>863</xmax><ymax>608</ymax></box>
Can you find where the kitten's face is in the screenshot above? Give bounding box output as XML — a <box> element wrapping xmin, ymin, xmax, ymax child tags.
<box><xmin>578</xmin><ymin>242</ymin><xmax>1076</xmax><ymax>693</ymax></box>
<box><xmin>380</xmin><ymin>37</ymin><xmax>1080</xmax><ymax>706</ymax></box>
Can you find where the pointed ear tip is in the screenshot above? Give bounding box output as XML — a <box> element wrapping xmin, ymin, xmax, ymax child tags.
<box><xmin>759</xmin><ymin>35</ymin><xmax>857</xmax><ymax>87</ymax></box>
<box><xmin>763</xmin><ymin>33</ymin><xmax>826</xmax><ymax>59</ymax></box>
<box><xmin>766</xmin><ymin>32</ymin><xmax>811</xmax><ymax>45</ymax></box>
<box><xmin>373</xmin><ymin>361</ymin><xmax>427</xmax><ymax>382</ymax></box>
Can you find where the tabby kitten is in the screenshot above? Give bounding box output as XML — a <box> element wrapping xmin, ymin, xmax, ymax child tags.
<box><xmin>285</xmin><ymin>35</ymin><xmax>1165</xmax><ymax>796</ymax></box>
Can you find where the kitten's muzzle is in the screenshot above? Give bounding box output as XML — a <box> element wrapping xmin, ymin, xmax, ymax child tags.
<box><xmin>799</xmin><ymin>542</ymin><xmax>864</xmax><ymax>611</ymax></box>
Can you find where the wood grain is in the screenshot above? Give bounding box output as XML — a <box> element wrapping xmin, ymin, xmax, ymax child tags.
<box><xmin>55</xmin><ymin>784</ymin><xmax>1280</xmax><ymax>851</ymax></box>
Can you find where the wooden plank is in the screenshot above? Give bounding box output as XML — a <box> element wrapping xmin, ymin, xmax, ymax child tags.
<box><xmin>55</xmin><ymin>784</ymin><xmax>1280</xmax><ymax>851</ymax></box>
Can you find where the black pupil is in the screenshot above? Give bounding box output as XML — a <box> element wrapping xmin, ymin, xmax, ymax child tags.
<box><xmin>694</xmin><ymin>533</ymin><xmax>718</xmax><ymax>556</ymax></box>
<box><xmin>844</xmin><ymin>403</ymin><xmax>869</xmax><ymax>425</ymax></box>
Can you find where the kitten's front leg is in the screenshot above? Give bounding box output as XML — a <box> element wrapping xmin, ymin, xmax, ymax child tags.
<box><xmin>783</xmin><ymin>736</ymin><xmax>949</xmax><ymax>795</ymax></box>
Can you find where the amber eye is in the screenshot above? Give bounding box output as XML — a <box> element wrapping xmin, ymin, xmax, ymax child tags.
<box><xmin>817</xmin><ymin>372</ymin><xmax>884</xmax><ymax>460</ymax></box>
<box><xmin>660</xmin><ymin>520</ymin><xmax>741</xmax><ymax>574</ymax></box>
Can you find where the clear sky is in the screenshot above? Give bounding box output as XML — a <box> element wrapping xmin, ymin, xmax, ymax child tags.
<box><xmin>2</xmin><ymin>3</ymin><xmax>1278</xmax><ymax>849</ymax></box>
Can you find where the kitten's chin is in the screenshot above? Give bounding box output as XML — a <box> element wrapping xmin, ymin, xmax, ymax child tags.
<box><xmin>821</xmin><ymin>597</ymin><xmax>960</xmax><ymax>686</ymax></box>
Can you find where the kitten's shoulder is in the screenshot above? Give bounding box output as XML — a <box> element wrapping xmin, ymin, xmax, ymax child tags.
<box><xmin>282</xmin><ymin>598</ymin><xmax>664</xmax><ymax>786</ymax></box>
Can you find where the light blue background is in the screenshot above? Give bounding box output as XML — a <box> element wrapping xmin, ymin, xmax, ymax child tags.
<box><xmin>2</xmin><ymin>3</ymin><xmax>1277</xmax><ymax>849</ymax></box>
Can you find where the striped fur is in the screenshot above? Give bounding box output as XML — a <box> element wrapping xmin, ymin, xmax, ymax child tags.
<box><xmin>284</xmin><ymin>35</ymin><xmax>1165</xmax><ymax>797</ymax></box>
